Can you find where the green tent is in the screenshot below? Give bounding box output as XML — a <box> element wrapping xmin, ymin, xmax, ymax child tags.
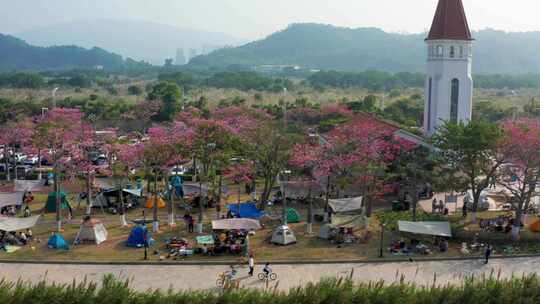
<box><xmin>45</xmin><ymin>191</ymin><xmax>71</xmax><ymax>213</ymax></box>
<box><xmin>287</xmin><ymin>208</ymin><xmax>300</xmax><ymax>223</ymax></box>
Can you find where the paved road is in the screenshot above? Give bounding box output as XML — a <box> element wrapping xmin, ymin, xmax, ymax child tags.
<box><xmin>1</xmin><ymin>257</ymin><xmax>538</xmax><ymax>291</ymax></box>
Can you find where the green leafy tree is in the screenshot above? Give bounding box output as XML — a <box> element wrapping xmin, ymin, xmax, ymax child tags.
<box><xmin>148</xmin><ymin>82</ymin><xmax>182</xmax><ymax>121</ymax></box>
<box><xmin>432</xmin><ymin>121</ymin><xmax>505</xmax><ymax>222</ymax></box>
<box><xmin>127</xmin><ymin>85</ymin><xmax>143</xmax><ymax>96</ymax></box>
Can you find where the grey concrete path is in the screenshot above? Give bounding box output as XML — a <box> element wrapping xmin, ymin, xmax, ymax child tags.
<box><xmin>1</xmin><ymin>257</ymin><xmax>538</xmax><ymax>291</ymax></box>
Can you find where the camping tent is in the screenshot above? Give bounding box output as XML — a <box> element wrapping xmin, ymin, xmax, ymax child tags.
<box><xmin>227</xmin><ymin>202</ymin><xmax>265</xmax><ymax>219</ymax></box>
<box><xmin>14</xmin><ymin>180</ymin><xmax>46</xmax><ymax>192</ymax></box>
<box><xmin>126</xmin><ymin>225</ymin><xmax>154</xmax><ymax>248</ymax></box>
<box><xmin>0</xmin><ymin>215</ymin><xmax>40</xmax><ymax>232</ymax></box>
<box><xmin>286</xmin><ymin>208</ymin><xmax>300</xmax><ymax>223</ymax></box>
<box><xmin>74</xmin><ymin>217</ymin><xmax>108</xmax><ymax>245</ymax></box>
<box><xmin>145</xmin><ymin>196</ymin><xmax>166</xmax><ymax>209</ymax></box>
<box><xmin>48</xmin><ymin>233</ymin><xmax>69</xmax><ymax>250</ymax></box>
<box><xmin>0</xmin><ymin>192</ymin><xmax>24</xmax><ymax>209</ymax></box>
<box><xmin>398</xmin><ymin>221</ymin><xmax>452</xmax><ymax>237</ymax></box>
<box><xmin>328</xmin><ymin>197</ymin><xmax>363</xmax><ymax>214</ymax></box>
<box><xmin>319</xmin><ymin>215</ymin><xmax>367</xmax><ymax>239</ymax></box>
<box><xmin>212</xmin><ymin>218</ymin><xmax>262</xmax><ymax>230</ymax></box>
<box><xmin>271</xmin><ymin>225</ymin><xmax>296</xmax><ymax>245</ymax></box>
<box><xmin>45</xmin><ymin>191</ymin><xmax>72</xmax><ymax>212</ymax></box>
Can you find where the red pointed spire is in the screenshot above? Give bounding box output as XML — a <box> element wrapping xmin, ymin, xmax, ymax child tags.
<box><xmin>427</xmin><ymin>0</ymin><xmax>473</xmax><ymax>40</ymax></box>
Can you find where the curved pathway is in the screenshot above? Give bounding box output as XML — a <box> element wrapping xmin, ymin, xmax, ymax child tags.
<box><xmin>1</xmin><ymin>257</ymin><xmax>538</xmax><ymax>291</ymax></box>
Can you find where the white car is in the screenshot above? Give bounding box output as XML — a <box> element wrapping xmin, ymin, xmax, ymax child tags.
<box><xmin>24</xmin><ymin>155</ymin><xmax>39</xmax><ymax>165</ymax></box>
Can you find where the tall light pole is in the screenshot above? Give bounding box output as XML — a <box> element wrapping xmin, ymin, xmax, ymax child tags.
<box><xmin>280</xmin><ymin>170</ymin><xmax>291</xmax><ymax>225</ymax></box>
<box><xmin>52</xmin><ymin>88</ymin><xmax>59</xmax><ymax>109</ymax></box>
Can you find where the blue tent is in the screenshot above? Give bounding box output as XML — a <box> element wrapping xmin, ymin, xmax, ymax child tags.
<box><xmin>47</xmin><ymin>233</ymin><xmax>69</xmax><ymax>250</ymax></box>
<box><xmin>170</xmin><ymin>175</ymin><xmax>184</xmax><ymax>198</ymax></box>
<box><xmin>227</xmin><ymin>202</ymin><xmax>265</xmax><ymax>219</ymax></box>
<box><xmin>126</xmin><ymin>225</ymin><xmax>154</xmax><ymax>248</ymax></box>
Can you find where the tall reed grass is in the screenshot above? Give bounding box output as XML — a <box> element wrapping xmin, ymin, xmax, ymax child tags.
<box><xmin>1</xmin><ymin>273</ymin><xmax>540</xmax><ymax>304</ymax></box>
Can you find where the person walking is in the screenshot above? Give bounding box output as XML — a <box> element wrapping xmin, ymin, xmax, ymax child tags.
<box><xmin>248</xmin><ymin>254</ymin><xmax>254</xmax><ymax>276</ymax></box>
<box><xmin>484</xmin><ymin>244</ymin><xmax>492</xmax><ymax>264</ymax></box>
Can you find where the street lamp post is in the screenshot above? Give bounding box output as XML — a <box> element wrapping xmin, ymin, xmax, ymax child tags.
<box><xmin>143</xmin><ymin>209</ymin><xmax>148</xmax><ymax>260</ymax></box>
<box><xmin>280</xmin><ymin>170</ymin><xmax>291</xmax><ymax>225</ymax></box>
<box><xmin>379</xmin><ymin>222</ymin><xmax>386</xmax><ymax>258</ymax></box>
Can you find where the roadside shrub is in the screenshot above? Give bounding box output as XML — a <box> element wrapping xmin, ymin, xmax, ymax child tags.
<box><xmin>2</xmin><ymin>274</ymin><xmax>540</xmax><ymax>303</ymax></box>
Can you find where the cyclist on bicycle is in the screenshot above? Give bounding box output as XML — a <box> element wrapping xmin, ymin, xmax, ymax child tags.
<box><xmin>262</xmin><ymin>262</ymin><xmax>272</xmax><ymax>276</ymax></box>
<box><xmin>227</xmin><ymin>265</ymin><xmax>237</xmax><ymax>280</ymax></box>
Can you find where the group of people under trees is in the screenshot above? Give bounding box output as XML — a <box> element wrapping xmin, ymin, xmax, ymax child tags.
<box><xmin>0</xmin><ymin>229</ymin><xmax>33</xmax><ymax>248</ymax></box>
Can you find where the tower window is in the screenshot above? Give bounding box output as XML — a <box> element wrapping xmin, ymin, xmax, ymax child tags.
<box><xmin>459</xmin><ymin>46</ymin><xmax>464</xmax><ymax>58</ymax></box>
<box><xmin>428</xmin><ymin>78</ymin><xmax>432</xmax><ymax>130</ymax></box>
<box><xmin>450</xmin><ymin>79</ymin><xmax>459</xmax><ymax>123</ymax></box>
<box><xmin>437</xmin><ymin>45</ymin><xmax>443</xmax><ymax>57</ymax></box>
<box><xmin>450</xmin><ymin>46</ymin><xmax>455</xmax><ymax>58</ymax></box>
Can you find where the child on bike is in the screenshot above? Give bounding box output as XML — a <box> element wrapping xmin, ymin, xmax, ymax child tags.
<box><xmin>263</xmin><ymin>262</ymin><xmax>272</xmax><ymax>276</ymax></box>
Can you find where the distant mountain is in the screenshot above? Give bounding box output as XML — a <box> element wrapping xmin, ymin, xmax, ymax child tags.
<box><xmin>0</xmin><ymin>33</ymin><xmax>125</xmax><ymax>71</ymax></box>
<box><xmin>17</xmin><ymin>19</ymin><xmax>243</xmax><ymax>65</ymax></box>
<box><xmin>190</xmin><ymin>23</ymin><xmax>540</xmax><ymax>74</ymax></box>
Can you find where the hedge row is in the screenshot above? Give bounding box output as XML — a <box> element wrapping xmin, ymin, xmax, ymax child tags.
<box><xmin>1</xmin><ymin>273</ymin><xmax>540</xmax><ymax>304</ymax></box>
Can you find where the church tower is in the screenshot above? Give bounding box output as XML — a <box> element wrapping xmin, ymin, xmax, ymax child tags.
<box><xmin>424</xmin><ymin>0</ymin><xmax>473</xmax><ymax>136</ymax></box>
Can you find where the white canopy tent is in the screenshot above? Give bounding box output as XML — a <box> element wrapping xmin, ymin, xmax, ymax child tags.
<box><xmin>212</xmin><ymin>218</ymin><xmax>261</xmax><ymax>230</ymax></box>
<box><xmin>0</xmin><ymin>192</ymin><xmax>24</xmax><ymax>209</ymax></box>
<box><xmin>398</xmin><ymin>221</ymin><xmax>452</xmax><ymax>237</ymax></box>
<box><xmin>14</xmin><ymin>180</ymin><xmax>46</xmax><ymax>192</ymax></box>
<box><xmin>0</xmin><ymin>215</ymin><xmax>41</xmax><ymax>232</ymax></box>
<box><xmin>328</xmin><ymin>197</ymin><xmax>363</xmax><ymax>213</ymax></box>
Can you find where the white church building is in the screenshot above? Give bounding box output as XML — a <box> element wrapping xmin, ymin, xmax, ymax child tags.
<box><xmin>424</xmin><ymin>0</ymin><xmax>473</xmax><ymax>136</ymax></box>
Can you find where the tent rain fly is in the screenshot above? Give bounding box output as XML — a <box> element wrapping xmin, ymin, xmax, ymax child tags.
<box><xmin>398</xmin><ymin>221</ymin><xmax>452</xmax><ymax>237</ymax></box>
<box><xmin>0</xmin><ymin>215</ymin><xmax>41</xmax><ymax>232</ymax></box>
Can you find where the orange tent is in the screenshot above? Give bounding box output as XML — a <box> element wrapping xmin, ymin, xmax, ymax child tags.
<box><xmin>146</xmin><ymin>197</ymin><xmax>166</xmax><ymax>209</ymax></box>
<box><xmin>529</xmin><ymin>220</ymin><xmax>540</xmax><ymax>232</ymax></box>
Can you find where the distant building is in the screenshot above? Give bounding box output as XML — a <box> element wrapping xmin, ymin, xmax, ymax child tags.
<box><xmin>188</xmin><ymin>48</ymin><xmax>198</xmax><ymax>62</ymax></box>
<box><xmin>424</xmin><ymin>0</ymin><xmax>473</xmax><ymax>136</ymax></box>
<box><xmin>175</xmin><ymin>48</ymin><xmax>186</xmax><ymax>65</ymax></box>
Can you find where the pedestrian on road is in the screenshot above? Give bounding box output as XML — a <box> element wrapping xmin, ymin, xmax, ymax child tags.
<box><xmin>484</xmin><ymin>244</ymin><xmax>492</xmax><ymax>264</ymax></box>
<box><xmin>462</xmin><ymin>202</ymin><xmax>467</xmax><ymax>218</ymax></box>
<box><xmin>248</xmin><ymin>254</ymin><xmax>254</xmax><ymax>276</ymax></box>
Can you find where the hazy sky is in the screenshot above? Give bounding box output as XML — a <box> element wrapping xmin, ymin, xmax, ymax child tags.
<box><xmin>2</xmin><ymin>0</ymin><xmax>540</xmax><ymax>40</ymax></box>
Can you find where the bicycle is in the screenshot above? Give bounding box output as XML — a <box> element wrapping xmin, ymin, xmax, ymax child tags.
<box><xmin>216</xmin><ymin>271</ymin><xmax>240</xmax><ymax>289</ymax></box>
<box><xmin>257</xmin><ymin>271</ymin><xmax>277</xmax><ymax>281</ymax></box>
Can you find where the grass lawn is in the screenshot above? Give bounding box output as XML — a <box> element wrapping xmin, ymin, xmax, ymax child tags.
<box><xmin>2</xmin><ymin>187</ymin><xmax>540</xmax><ymax>263</ymax></box>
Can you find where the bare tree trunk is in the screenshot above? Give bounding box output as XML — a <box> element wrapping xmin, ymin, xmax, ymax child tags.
<box><xmin>324</xmin><ymin>176</ymin><xmax>330</xmax><ymax>222</ymax></box>
<box><xmin>5</xmin><ymin>145</ymin><xmax>10</xmax><ymax>182</ymax></box>
<box><xmin>197</xmin><ymin>182</ymin><xmax>203</xmax><ymax>233</ymax></box>
<box><xmin>167</xmin><ymin>174</ymin><xmax>175</xmax><ymax>227</ymax></box>
<box><xmin>217</xmin><ymin>174</ymin><xmax>222</xmax><ymax>219</ymax></box>
<box><xmin>54</xmin><ymin>161</ymin><xmax>61</xmax><ymax>232</ymax></box>
<box><xmin>119</xmin><ymin>178</ymin><xmax>127</xmax><ymax>227</ymax></box>
<box><xmin>412</xmin><ymin>186</ymin><xmax>418</xmax><ymax>222</ymax></box>
<box><xmin>152</xmin><ymin>172</ymin><xmax>159</xmax><ymax>232</ymax></box>
<box><xmin>85</xmin><ymin>168</ymin><xmax>91</xmax><ymax>215</ymax></box>
<box><xmin>307</xmin><ymin>190</ymin><xmax>313</xmax><ymax>234</ymax></box>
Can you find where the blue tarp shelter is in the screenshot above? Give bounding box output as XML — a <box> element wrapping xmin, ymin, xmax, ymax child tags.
<box><xmin>47</xmin><ymin>233</ymin><xmax>69</xmax><ymax>250</ymax></box>
<box><xmin>126</xmin><ymin>225</ymin><xmax>154</xmax><ymax>248</ymax></box>
<box><xmin>227</xmin><ymin>202</ymin><xmax>265</xmax><ymax>219</ymax></box>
